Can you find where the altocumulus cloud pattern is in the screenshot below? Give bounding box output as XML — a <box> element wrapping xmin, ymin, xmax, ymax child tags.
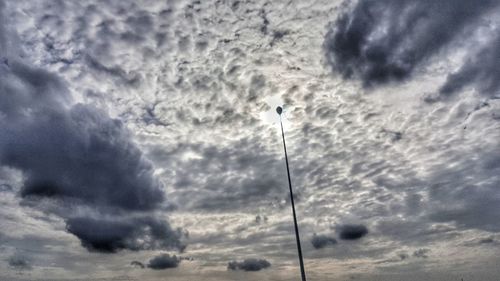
<box><xmin>0</xmin><ymin>0</ymin><xmax>499</xmax><ymax>280</ymax></box>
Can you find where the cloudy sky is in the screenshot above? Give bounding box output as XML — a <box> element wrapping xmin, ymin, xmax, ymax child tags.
<box><xmin>0</xmin><ymin>0</ymin><xmax>499</xmax><ymax>280</ymax></box>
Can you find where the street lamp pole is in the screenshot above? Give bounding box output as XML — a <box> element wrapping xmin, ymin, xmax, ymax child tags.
<box><xmin>277</xmin><ymin>106</ymin><xmax>307</xmax><ymax>281</ymax></box>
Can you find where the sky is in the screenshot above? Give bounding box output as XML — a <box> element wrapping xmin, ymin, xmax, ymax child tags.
<box><xmin>0</xmin><ymin>0</ymin><xmax>499</xmax><ymax>280</ymax></box>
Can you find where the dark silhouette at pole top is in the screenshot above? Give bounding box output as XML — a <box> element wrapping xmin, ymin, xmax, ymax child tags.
<box><xmin>277</xmin><ymin>106</ymin><xmax>307</xmax><ymax>281</ymax></box>
<box><xmin>276</xmin><ymin>106</ymin><xmax>283</xmax><ymax>115</ymax></box>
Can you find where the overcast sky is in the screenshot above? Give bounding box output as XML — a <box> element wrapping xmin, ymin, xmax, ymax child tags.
<box><xmin>0</xmin><ymin>0</ymin><xmax>499</xmax><ymax>280</ymax></box>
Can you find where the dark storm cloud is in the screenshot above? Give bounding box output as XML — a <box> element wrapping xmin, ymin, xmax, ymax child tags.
<box><xmin>66</xmin><ymin>217</ymin><xmax>185</xmax><ymax>253</ymax></box>
<box><xmin>227</xmin><ymin>258</ymin><xmax>271</xmax><ymax>271</ymax></box>
<box><xmin>338</xmin><ymin>224</ymin><xmax>368</xmax><ymax>240</ymax></box>
<box><xmin>324</xmin><ymin>0</ymin><xmax>499</xmax><ymax>87</ymax></box>
<box><xmin>7</xmin><ymin>255</ymin><xmax>32</xmax><ymax>270</ymax></box>
<box><xmin>147</xmin><ymin>254</ymin><xmax>180</xmax><ymax>270</ymax></box>
<box><xmin>0</xmin><ymin>44</ymin><xmax>163</xmax><ymax>212</ymax></box>
<box><xmin>311</xmin><ymin>234</ymin><xmax>338</xmax><ymax>249</ymax></box>
<box><xmin>0</xmin><ymin>6</ymin><xmax>182</xmax><ymax>253</ymax></box>
<box><xmin>1</xmin><ymin>100</ymin><xmax>165</xmax><ymax>211</ymax></box>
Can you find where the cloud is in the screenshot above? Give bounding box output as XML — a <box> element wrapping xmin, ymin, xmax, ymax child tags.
<box><xmin>0</xmin><ymin>1</ymin><xmax>5</xmax><ymax>48</ymax></box>
<box><xmin>3</xmin><ymin>102</ymin><xmax>165</xmax><ymax>211</ymax></box>
<box><xmin>0</xmin><ymin>54</ymin><xmax>164</xmax><ymax>213</ymax></box>
<box><xmin>7</xmin><ymin>255</ymin><xmax>32</xmax><ymax>270</ymax></box>
<box><xmin>66</xmin><ymin>216</ymin><xmax>185</xmax><ymax>253</ymax></box>
<box><xmin>0</xmin><ymin>4</ymin><xmax>182</xmax><ymax>254</ymax></box>
<box><xmin>153</xmin><ymin>139</ymin><xmax>289</xmax><ymax>212</ymax></box>
<box><xmin>311</xmin><ymin>234</ymin><xmax>338</xmax><ymax>249</ymax></box>
<box><xmin>130</xmin><ymin>261</ymin><xmax>145</xmax><ymax>269</ymax></box>
<box><xmin>439</xmin><ymin>35</ymin><xmax>500</xmax><ymax>98</ymax></box>
<box><xmin>0</xmin><ymin>183</ymin><xmax>13</xmax><ymax>192</ymax></box>
<box><xmin>84</xmin><ymin>54</ymin><xmax>142</xmax><ymax>87</ymax></box>
<box><xmin>412</xmin><ymin>248</ymin><xmax>430</xmax><ymax>258</ymax></box>
<box><xmin>147</xmin><ymin>254</ymin><xmax>180</xmax><ymax>270</ymax></box>
<box><xmin>337</xmin><ymin>224</ymin><xmax>368</xmax><ymax>240</ymax></box>
<box><xmin>464</xmin><ymin>236</ymin><xmax>497</xmax><ymax>247</ymax></box>
<box><xmin>425</xmin><ymin>151</ymin><xmax>500</xmax><ymax>233</ymax></box>
<box><xmin>2</xmin><ymin>0</ymin><xmax>500</xmax><ymax>278</ymax></box>
<box><xmin>324</xmin><ymin>0</ymin><xmax>499</xmax><ymax>89</ymax></box>
<box><xmin>255</xmin><ymin>215</ymin><xmax>268</xmax><ymax>224</ymax></box>
<box><xmin>227</xmin><ymin>258</ymin><xmax>271</xmax><ymax>271</ymax></box>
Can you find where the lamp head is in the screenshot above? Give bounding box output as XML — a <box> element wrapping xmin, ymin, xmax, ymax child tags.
<box><xmin>276</xmin><ymin>106</ymin><xmax>283</xmax><ymax>115</ymax></box>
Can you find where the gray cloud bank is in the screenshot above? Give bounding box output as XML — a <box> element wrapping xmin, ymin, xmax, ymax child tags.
<box><xmin>66</xmin><ymin>217</ymin><xmax>185</xmax><ymax>253</ymax></box>
<box><xmin>1</xmin><ymin>0</ymin><xmax>500</xmax><ymax>279</ymax></box>
<box><xmin>324</xmin><ymin>0</ymin><xmax>500</xmax><ymax>98</ymax></box>
<box><xmin>0</xmin><ymin>2</ymin><xmax>183</xmax><ymax>253</ymax></box>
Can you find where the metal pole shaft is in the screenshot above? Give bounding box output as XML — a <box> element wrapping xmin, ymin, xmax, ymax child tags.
<box><xmin>279</xmin><ymin>116</ymin><xmax>307</xmax><ymax>281</ymax></box>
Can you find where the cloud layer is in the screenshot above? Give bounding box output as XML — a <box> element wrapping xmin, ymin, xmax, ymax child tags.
<box><xmin>0</xmin><ymin>0</ymin><xmax>183</xmax><ymax>254</ymax></box>
<box><xmin>324</xmin><ymin>0</ymin><xmax>500</xmax><ymax>97</ymax></box>
<box><xmin>338</xmin><ymin>224</ymin><xmax>369</xmax><ymax>240</ymax></box>
<box><xmin>0</xmin><ymin>0</ymin><xmax>500</xmax><ymax>280</ymax></box>
<box><xmin>66</xmin><ymin>217</ymin><xmax>184</xmax><ymax>253</ymax></box>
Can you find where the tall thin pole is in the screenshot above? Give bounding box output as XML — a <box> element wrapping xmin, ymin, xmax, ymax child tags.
<box><xmin>277</xmin><ymin>107</ymin><xmax>307</xmax><ymax>281</ymax></box>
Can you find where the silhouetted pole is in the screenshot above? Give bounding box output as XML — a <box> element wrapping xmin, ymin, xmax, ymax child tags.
<box><xmin>276</xmin><ymin>106</ymin><xmax>307</xmax><ymax>281</ymax></box>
